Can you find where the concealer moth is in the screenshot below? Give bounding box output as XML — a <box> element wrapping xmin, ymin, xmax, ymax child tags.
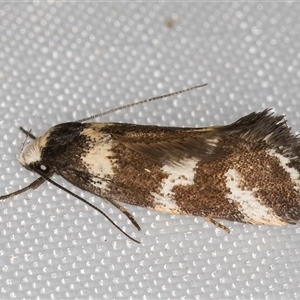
<box><xmin>1</xmin><ymin>83</ymin><xmax>300</xmax><ymax>243</ymax></box>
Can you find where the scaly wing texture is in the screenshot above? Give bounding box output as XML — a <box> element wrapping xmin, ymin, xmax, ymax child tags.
<box><xmin>41</xmin><ymin>110</ymin><xmax>300</xmax><ymax>226</ymax></box>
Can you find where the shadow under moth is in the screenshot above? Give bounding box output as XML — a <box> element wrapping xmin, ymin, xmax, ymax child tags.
<box><xmin>1</xmin><ymin>83</ymin><xmax>300</xmax><ymax>243</ymax></box>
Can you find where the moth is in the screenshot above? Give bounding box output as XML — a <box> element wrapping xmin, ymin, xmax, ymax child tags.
<box><xmin>1</xmin><ymin>84</ymin><xmax>300</xmax><ymax>243</ymax></box>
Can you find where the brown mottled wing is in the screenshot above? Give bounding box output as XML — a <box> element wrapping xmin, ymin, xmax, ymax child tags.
<box><xmin>105</xmin><ymin>109</ymin><xmax>300</xmax><ymax>165</ymax></box>
<box><xmin>105</xmin><ymin>124</ymin><xmax>222</xmax><ymax>165</ymax></box>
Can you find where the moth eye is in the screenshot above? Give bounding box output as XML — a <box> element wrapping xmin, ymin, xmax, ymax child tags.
<box><xmin>35</xmin><ymin>162</ymin><xmax>49</xmax><ymax>173</ymax></box>
<box><xmin>40</xmin><ymin>164</ymin><xmax>47</xmax><ymax>171</ymax></box>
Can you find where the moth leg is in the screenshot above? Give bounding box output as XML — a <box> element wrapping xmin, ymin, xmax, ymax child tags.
<box><xmin>0</xmin><ymin>177</ymin><xmax>46</xmax><ymax>200</ymax></box>
<box><xmin>205</xmin><ymin>217</ymin><xmax>230</xmax><ymax>233</ymax></box>
<box><xmin>108</xmin><ymin>198</ymin><xmax>141</xmax><ymax>231</ymax></box>
<box><xmin>19</xmin><ymin>126</ymin><xmax>36</xmax><ymax>140</ymax></box>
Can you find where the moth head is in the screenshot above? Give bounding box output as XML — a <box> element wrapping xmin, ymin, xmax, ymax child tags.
<box><xmin>18</xmin><ymin>133</ymin><xmax>52</xmax><ymax>175</ymax></box>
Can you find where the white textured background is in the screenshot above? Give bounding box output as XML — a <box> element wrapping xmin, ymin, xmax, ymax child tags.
<box><xmin>0</xmin><ymin>2</ymin><xmax>300</xmax><ymax>299</ymax></box>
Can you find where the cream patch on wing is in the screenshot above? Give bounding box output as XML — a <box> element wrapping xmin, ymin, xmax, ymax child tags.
<box><xmin>152</xmin><ymin>159</ymin><xmax>198</xmax><ymax>213</ymax></box>
<box><xmin>80</xmin><ymin>129</ymin><xmax>116</xmax><ymax>182</ymax></box>
<box><xmin>225</xmin><ymin>168</ymin><xmax>286</xmax><ymax>225</ymax></box>
<box><xmin>267</xmin><ymin>149</ymin><xmax>300</xmax><ymax>190</ymax></box>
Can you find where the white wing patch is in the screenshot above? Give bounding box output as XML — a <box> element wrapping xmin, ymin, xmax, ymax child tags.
<box><xmin>267</xmin><ymin>149</ymin><xmax>300</xmax><ymax>190</ymax></box>
<box><xmin>152</xmin><ymin>159</ymin><xmax>198</xmax><ymax>213</ymax></box>
<box><xmin>225</xmin><ymin>168</ymin><xmax>286</xmax><ymax>225</ymax></box>
<box><xmin>80</xmin><ymin>133</ymin><xmax>116</xmax><ymax>179</ymax></box>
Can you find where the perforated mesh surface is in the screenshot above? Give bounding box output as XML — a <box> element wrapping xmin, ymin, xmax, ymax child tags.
<box><xmin>0</xmin><ymin>3</ymin><xmax>300</xmax><ymax>299</ymax></box>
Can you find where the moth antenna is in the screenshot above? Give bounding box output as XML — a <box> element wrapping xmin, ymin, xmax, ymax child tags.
<box><xmin>78</xmin><ymin>83</ymin><xmax>208</xmax><ymax>123</ymax></box>
<box><xmin>19</xmin><ymin>126</ymin><xmax>37</xmax><ymax>140</ymax></box>
<box><xmin>33</xmin><ymin>168</ymin><xmax>140</xmax><ymax>243</ymax></box>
